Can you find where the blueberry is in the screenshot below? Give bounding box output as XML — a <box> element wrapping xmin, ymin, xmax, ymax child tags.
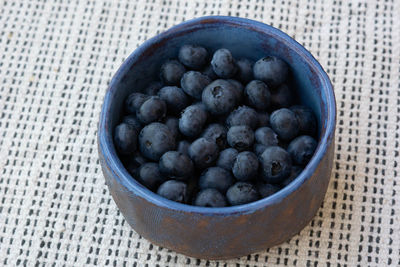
<box><xmin>255</xmin><ymin>127</ymin><xmax>279</xmax><ymax>147</ymax></box>
<box><xmin>178</xmin><ymin>44</ymin><xmax>208</xmax><ymax>70</ymax></box>
<box><xmin>259</xmin><ymin>146</ymin><xmax>292</xmax><ymax>184</ymax></box>
<box><xmin>256</xmin><ymin>182</ymin><xmax>280</xmax><ymax>198</ymax></box>
<box><xmin>180</xmin><ymin>71</ymin><xmax>211</xmax><ymax>99</ymax></box>
<box><xmin>177</xmin><ymin>140</ymin><xmax>190</xmax><ymax>155</ymax></box>
<box><xmin>253</xmin><ymin>56</ymin><xmax>289</xmax><ymax>88</ymax></box>
<box><xmin>226</xmin><ymin>106</ymin><xmax>259</xmax><ymax>130</ymax></box>
<box><xmin>202</xmin><ymin>123</ymin><xmax>227</xmax><ymax>150</ymax></box>
<box><xmin>227</xmin><ymin>79</ymin><xmax>244</xmax><ymax>103</ymax></box>
<box><xmin>157</xmin><ymin>180</ymin><xmax>188</xmax><ymax>203</ymax></box>
<box><xmin>226</xmin><ymin>182</ymin><xmax>259</xmax><ymax>206</ymax></box>
<box><xmin>232</xmin><ymin>151</ymin><xmax>259</xmax><ymax>181</ymax></box>
<box><xmin>160</xmin><ymin>60</ymin><xmax>186</xmax><ymax>85</ymax></box>
<box><xmin>253</xmin><ymin>143</ymin><xmax>268</xmax><ymax>156</ymax></box>
<box><xmin>270</xmin><ymin>83</ymin><xmax>293</xmax><ymax>110</ymax></box>
<box><xmin>194</xmin><ymin>188</ymin><xmax>227</xmax><ymax>207</ymax></box>
<box><xmin>139</xmin><ymin>123</ymin><xmax>176</xmax><ymax>161</ymax></box>
<box><xmin>137</xmin><ymin>96</ymin><xmax>167</xmax><ymax>124</ymax></box>
<box><xmin>211</xmin><ymin>48</ymin><xmax>237</xmax><ymax>78</ymax></box>
<box><xmin>202</xmin><ymin>64</ymin><xmax>218</xmax><ymax>80</ymax></box>
<box><xmin>257</xmin><ymin>112</ymin><xmax>270</xmax><ymax>127</ymax></box>
<box><xmin>287</xmin><ymin>135</ymin><xmax>317</xmax><ymax>166</ymax></box>
<box><xmin>125</xmin><ymin>92</ymin><xmax>149</xmax><ymax>114</ymax></box>
<box><xmin>188</xmin><ymin>138</ymin><xmax>219</xmax><ymax>169</ymax></box>
<box><xmin>144</xmin><ymin>81</ymin><xmax>163</xmax><ymax>95</ymax></box>
<box><xmin>290</xmin><ymin>105</ymin><xmax>317</xmax><ymax>136</ymax></box>
<box><xmin>164</xmin><ymin>116</ymin><xmax>180</xmax><ymax>142</ymax></box>
<box><xmin>138</xmin><ymin>162</ymin><xmax>166</xmax><ymax>190</ymax></box>
<box><xmin>216</xmin><ymin>148</ymin><xmax>238</xmax><ymax>171</ymax></box>
<box><xmin>159</xmin><ymin>151</ymin><xmax>194</xmax><ymax>180</ymax></box>
<box><xmin>157</xmin><ymin>86</ymin><xmax>189</xmax><ymax>114</ymax></box>
<box><xmin>179</xmin><ymin>104</ymin><xmax>208</xmax><ymax>138</ymax></box>
<box><xmin>202</xmin><ymin>79</ymin><xmax>237</xmax><ymax>115</ymax></box>
<box><xmin>199</xmin><ymin>167</ymin><xmax>234</xmax><ymax>193</ymax></box>
<box><xmin>244</xmin><ymin>80</ymin><xmax>271</xmax><ymax>111</ymax></box>
<box><xmin>270</xmin><ymin>108</ymin><xmax>300</xmax><ymax>141</ymax></box>
<box><xmin>123</xmin><ymin>152</ymin><xmax>147</xmax><ymax>177</ymax></box>
<box><xmin>280</xmin><ymin>165</ymin><xmax>303</xmax><ymax>187</ymax></box>
<box><xmin>227</xmin><ymin>125</ymin><xmax>254</xmax><ymax>152</ymax></box>
<box><xmin>236</xmin><ymin>58</ymin><xmax>254</xmax><ymax>84</ymax></box>
<box><xmin>122</xmin><ymin>115</ymin><xmax>142</xmax><ymax>132</ymax></box>
<box><xmin>114</xmin><ymin>123</ymin><xmax>138</xmax><ymax>155</ymax></box>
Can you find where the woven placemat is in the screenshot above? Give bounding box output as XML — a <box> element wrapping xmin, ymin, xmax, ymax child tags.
<box><xmin>1</xmin><ymin>0</ymin><xmax>399</xmax><ymax>266</ymax></box>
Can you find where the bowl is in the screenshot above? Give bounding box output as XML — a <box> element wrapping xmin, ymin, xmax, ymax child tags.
<box><xmin>97</xmin><ymin>16</ymin><xmax>336</xmax><ymax>260</ymax></box>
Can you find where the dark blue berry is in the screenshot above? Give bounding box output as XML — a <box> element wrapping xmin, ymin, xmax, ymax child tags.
<box><xmin>177</xmin><ymin>140</ymin><xmax>190</xmax><ymax>155</ymax></box>
<box><xmin>290</xmin><ymin>105</ymin><xmax>317</xmax><ymax>136</ymax></box>
<box><xmin>244</xmin><ymin>80</ymin><xmax>271</xmax><ymax>111</ymax></box>
<box><xmin>125</xmin><ymin>93</ymin><xmax>149</xmax><ymax>114</ymax></box>
<box><xmin>281</xmin><ymin>165</ymin><xmax>303</xmax><ymax>187</ymax></box>
<box><xmin>139</xmin><ymin>123</ymin><xmax>176</xmax><ymax>161</ymax></box>
<box><xmin>202</xmin><ymin>64</ymin><xmax>218</xmax><ymax>80</ymax></box>
<box><xmin>202</xmin><ymin>79</ymin><xmax>237</xmax><ymax>115</ymax></box>
<box><xmin>227</xmin><ymin>125</ymin><xmax>254</xmax><ymax>151</ymax></box>
<box><xmin>232</xmin><ymin>151</ymin><xmax>259</xmax><ymax>181</ymax></box>
<box><xmin>122</xmin><ymin>115</ymin><xmax>142</xmax><ymax>132</ymax></box>
<box><xmin>164</xmin><ymin>116</ymin><xmax>180</xmax><ymax>142</ymax></box>
<box><xmin>255</xmin><ymin>127</ymin><xmax>279</xmax><ymax>147</ymax></box>
<box><xmin>144</xmin><ymin>81</ymin><xmax>163</xmax><ymax>95</ymax></box>
<box><xmin>287</xmin><ymin>135</ymin><xmax>317</xmax><ymax>166</ymax></box>
<box><xmin>226</xmin><ymin>182</ymin><xmax>259</xmax><ymax>206</ymax></box>
<box><xmin>178</xmin><ymin>45</ymin><xmax>208</xmax><ymax>70</ymax></box>
<box><xmin>270</xmin><ymin>108</ymin><xmax>300</xmax><ymax>141</ymax></box>
<box><xmin>179</xmin><ymin>104</ymin><xmax>208</xmax><ymax>138</ymax></box>
<box><xmin>211</xmin><ymin>48</ymin><xmax>237</xmax><ymax>78</ymax></box>
<box><xmin>180</xmin><ymin>71</ymin><xmax>211</xmax><ymax>99</ymax></box>
<box><xmin>157</xmin><ymin>86</ymin><xmax>190</xmax><ymax>114</ymax></box>
<box><xmin>216</xmin><ymin>148</ymin><xmax>238</xmax><ymax>171</ymax></box>
<box><xmin>202</xmin><ymin>123</ymin><xmax>227</xmax><ymax>150</ymax></box>
<box><xmin>259</xmin><ymin>146</ymin><xmax>292</xmax><ymax>184</ymax></box>
<box><xmin>236</xmin><ymin>58</ymin><xmax>254</xmax><ymax>84</ymax></box>
<box><xmin>188</xmin><ymin>138</ymin><xmax>219</xmax><ymax>169</ymax></box>
<box><xmin>138</xmin><ymin>162</ymin><xmax>166</xmax><ymax>191</ymax></box>
<box><xmin>199</xmin><ymin>167</ymin><xmax>234</xmax><ymax>193</ymax></box>
<box><xmin>123</xmin><ymin>152</ymin><xmax>147</xmax><ymax>177</ymax></box>
<box><xmin>160</xmin><ymin>60</ymin><xmax>186</xmax><ymax>85</ymax></box>
<box><xmin>227</xmin><ymin>79</ymin><xmax>244</xmax><ymax>103</ymax></box>
<box><xmin>253</xmin><ymin>143</ymin><xmax>268</xmax><ymax>156</ymax></box>
<box><xmin>226</xmin><ymin>106</ymin><xmax>259</xmax><ymax>130</ymax></box>
<box><xmin>257</xmin><ymin>112</ymin><xmax>270</xmax><ymax>127</ymax></box>
<box><xmin>270</xmin><ymin>83</ymin><xmax>293</xmax><ymax>110</ymax></box>
<box><xmin>159</xmin><ymin>151</ymin><xmax>194</xmax><ymax>180</ymax></box>
<box><xmin>194</xmin><ymin>189</ymin><xmax>227</xmax><ymax>207</ymax></box>
<box><xmin>157</xmin><ymin>180</ymin><xmax>188</xmax><ymax>203</ymax></box>
<box><xmin>137</xmin><ymin>96</ymin><xmax>167</xmax><ymax>124</ymax></box>
<box><xmin>253</xmin><ymin>56</ymin><xmax>289</xmax><ymax>88</ymax></box>
<box><xmin>114</xmin><ymin>123</ymin><xmax>138</xmax><ymax>155</ymax></box>
<box><xmin>256</xmin><ymin>182</ymin><xmax>280</xmax><ymax>198</ymax></box>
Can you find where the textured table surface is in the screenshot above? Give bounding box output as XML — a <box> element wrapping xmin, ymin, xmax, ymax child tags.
<box><xmin>1</xmin><ymin>0</ymin><xmax>399</xmax><ymax>266</ymax></box>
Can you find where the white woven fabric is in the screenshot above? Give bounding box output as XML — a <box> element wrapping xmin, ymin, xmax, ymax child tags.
<box><xmin>0</xmin><ymin>0</ymin><xmax>399</xmax><ymax>266</ymax></box>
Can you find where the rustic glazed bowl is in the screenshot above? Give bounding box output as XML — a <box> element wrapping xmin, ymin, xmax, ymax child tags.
<box><xmin>98</xmin><ymin>16</ymin><xmax>336</xmax><ymax>259</ymax></box>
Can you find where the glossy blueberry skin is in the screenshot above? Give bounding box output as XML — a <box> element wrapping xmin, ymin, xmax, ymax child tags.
<box><xmin>226</xmin><ymin>182</ymin><xmax>260</xmax><ymax>206</ymax></box>
<box><xmin>202</xmin><ymin>123</ymin><xmax>227</xmax><ymax>150</ymax></box>
<box><xmin>137</xmin><ymin>96</ymin><xmax>167</xmax><ymax>124</ymax></box>
<box><xmin>199</xmin><ymin>166</ymin><xmax>234</xmax><ymax>193</ymax></box>
<box><xmin>179</xmin><ymin>104</ymin><xmax>208</xmax><ymax>138</ymax></box>
<box><xmin>254</xmin><ymin>143</ymin><xmax>268</xmax><ymax>156</ymax></box>
<box><xmin>180</xmin><ymin>71</ymin><xmax>211</xmax><ymax>100</ymax></box>
<box><xmin>158</xmin><ymin>86</ymin><xmax>190</xmax><ymax>114</ymax></box>
<box><xmin>244</xmin><ymin>80</ymin><xmax>271</xmax><ymax>111</ymax></box>
<box><xmin>178</xmin><ymin>44</ymin><xmax>208</xmax><ymax>70</ymax></box>
<box><xmin>125</xmin><ymin>93</ymin><xmax>149</xmax><ymax>114</ymax></box>
<box><xmin>226</xmin><ymin>106</ymin><xmax>259</xmax><ymax>130</ymax></box>
<box><xmin>114</xmin><ymin>123</ymin><xmax>138</xmax><ymax>155</ymax></box>
<box><xmin>227</xmin><ymin>125</ymin><xmax>255</xmax><ymax>151</ymax></box>
<box><xmin>280</xmin><ymin>165</ymin><xmax>303</xmax><ymax>188</ymax></box>
<box><xmin>287</xmin><ymin>135</ymin><xmax>317</xmax><ymax>166</ymax></box>
<box><xmin>202</xmin><ymin>64</ymin><xmax>218</xmax><ymax>80</ymax></box>
<box><xmin>257</xmin><ymin>112</ymin><xmax>270</xmax><ymax>127</ymax></box>
<box><xmin>194</xmin><ymin>189</ymin><xmax>227</xmax><ymax>207</ymax></box>
<box><xmin>188</xmin><ymin>137</ymin><xmax>219</xmax><ymax>169</ymax></box>
<box><xmin>290</xmin><ymin>105</ymin><xmax>317</xmax><ymax>136</ymax></box>
<box><xmin>232</xmin><ymin>151</ymin><xmax>259</xmax><ymax>181</ymax></box>
<box><xmin>202</xmin><ymin>79</ymin><xmax>237</xmax><ymax>115</ymax></box>
<box><xmin>257</xmin><ymin>182</ymin><xmax>280</xmax><ymax>198</ymax></box>
<box><xmin>159</xmin><ymin>151</ymin><xmax>194</xmax><ymax>180</ymax></box>
<box><xmin>255</xmin><ymin>127</ymin><xmax>279</xmax><ymax>147</ymax></box>
<box><xmin>177</xmin><ymin>140</ymin><xmax>190</xmax><ymax>155</ymax></box>
<box><xmin>227</xmin><ymin>79</ymin><xmax>244</xmax><ymax>103</ymax></box>
<box><xmin>259</xmin><ymin>146</ymin><xmax>292</xmax><ymax>184</ymax></box>
<box><xmin>139</xmin><ymin>123</ymin><xmax>176</xmax><ymax>161</ymax></box>
<box><xmin>270</xmin><ymin>83</ymin><xmax>293</xmax><ymax>110</ymax></box>
<box><xmin>122</xmin><ymin>115</ymin><xmax>142</xmax><ymax>132</ymax></box>
<box><xmin>211</xmin><ymin>48</ymin><xmax>237</xmax><ymax>78</ymax></box>
<box><xmin>157</xmin><ymin>180</ymin><xmax>188</xmax><ymax>203</ymax></box>
<box><xmin>236</xmin><ymin>58</ymin><xmax>254</xmax><ymax>84</ymax></box>
<box><xmin>253</xmin><ymin>56</ymin><xmax>289</xmax><ymax>88</ymax></box>
<box><xmin>270</xmin><ymin>108</ymin><xmax>300</xmax><ymax>141</ymax></box>
<box><xmin>164</xmin><ymin>116</ymin><xmax>180</xmax><ymax>142</ymax></box>
<box><xmin>138</xmin><ymin>162</ymin><xmax>166</xmax><ymax>191</ymax></box>
<box><xmin>144</xmin><ymin>81</ymin><xmax>163</xmax><ymax>95</ymax></box>
<box><xmin>160</xmin><ymin>60</ymin><xmax>186</xmax><ymax>85</ymax></box>
<box><xmin>216</xmin><ymin>148</ymin><xmax>238</xmax><ymax>171</ymax></box>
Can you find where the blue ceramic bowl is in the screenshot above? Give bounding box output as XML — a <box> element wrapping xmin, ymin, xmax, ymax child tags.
<box><xmin>98</xmin><ymin>16</ymin><xmax>336</xmax><ymax>259</ymax></box>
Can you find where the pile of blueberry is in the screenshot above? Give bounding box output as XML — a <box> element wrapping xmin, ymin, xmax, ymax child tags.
<box><xmin>114</xmin><ymin>45</ymin><xmax>318</xmax><ymax>207</ymax></box>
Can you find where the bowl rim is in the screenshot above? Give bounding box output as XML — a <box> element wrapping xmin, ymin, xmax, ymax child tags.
<box><xmin>98</xmin><ymin>16</ymin><xmax>336</xmax><ymax>215</ymax></box>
